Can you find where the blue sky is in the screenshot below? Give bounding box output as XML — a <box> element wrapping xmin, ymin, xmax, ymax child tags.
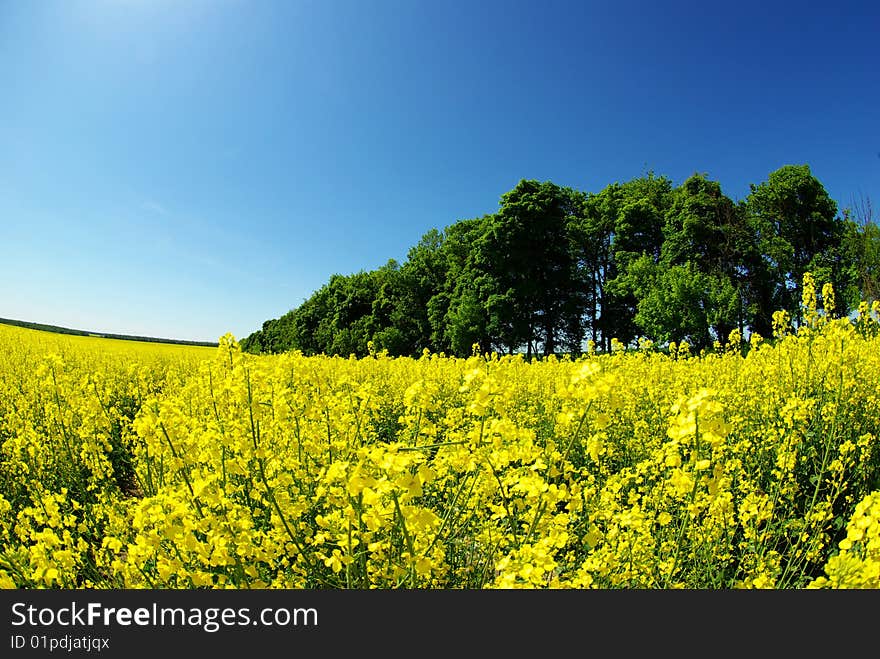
<box><xmin>2</xmin><ymin>0</ymin><xmax>878</xmax><ymax>343</ymax></box>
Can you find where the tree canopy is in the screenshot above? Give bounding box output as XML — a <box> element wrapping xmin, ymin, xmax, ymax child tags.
<box><xmin>241</xmin><ymin>165</ymin><xmax>878</xmax><ymax>357</ymax></box>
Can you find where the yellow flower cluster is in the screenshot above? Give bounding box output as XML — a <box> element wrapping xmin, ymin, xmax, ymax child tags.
<box><xmin>1</xmin><ymin>278</ymin><xmax>879</xmax><ymax>589</ymax></box>
<box><xmin>809</xmin><ymin>491</ymin><xmax>880</xmax><ymax>588</ymax></box>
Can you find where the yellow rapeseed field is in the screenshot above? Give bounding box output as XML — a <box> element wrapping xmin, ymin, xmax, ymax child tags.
<box><xmin>1</xmin><ymin>278</ymin><xmax>878</xmax><ymax>589</ymax></box>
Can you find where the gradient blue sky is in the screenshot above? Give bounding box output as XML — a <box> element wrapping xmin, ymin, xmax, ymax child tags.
<box><xmin>2</xmin><ymin>0</ymin><xmax>878</xmax><ymax>343</ymax></box>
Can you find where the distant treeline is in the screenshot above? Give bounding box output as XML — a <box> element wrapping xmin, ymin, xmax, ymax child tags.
<box><xmin>242</xmin><ymin>164</ymin><xmax>880</xmax><ymax>358</ymax></box>
<box><xmin>0</xmin><ymin>318</ymin><xmax>219</xmax><ymax>348</ymax></box>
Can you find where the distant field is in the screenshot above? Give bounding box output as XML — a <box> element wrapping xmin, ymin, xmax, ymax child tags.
<box><xmin>0</xmin><ymin>317</ymin><xmax>219</xmax><ymax>348</ymax></box>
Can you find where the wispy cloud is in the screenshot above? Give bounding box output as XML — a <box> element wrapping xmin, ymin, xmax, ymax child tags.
<box><xmin>142</xmin><ymin>200</ymin><xmax>169</xmax><ymax>216</ymax></box>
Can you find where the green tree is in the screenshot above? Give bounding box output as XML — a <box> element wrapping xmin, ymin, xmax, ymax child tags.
<box><xmin>240</xmin><ymin>164</ymin><xmax>861</xmax><ymax>359</ymax></box>
<box><xmin>658</xmin><ymin>173</ymin><xmax>750</xmax><ymax>342</ymax></box>
<box><xmin>579</xmin><ymin>173</ymin><xmax>673</xmax><ymax>350</ymax></box>
<box><xmin>394</xmin><ymin>229</ymin><xmax>450</xmax><ymax>354</ymax></box>
<box><xmin>624</xmin><ymin>258</ymin><xmax>739</xmax><ymax>349</ymax></box>
<box><xmin>478</xmin><ymin>180</ymin><xmax>587</xmax><ymax>356</ymax></box>
<box><xmin>745</xmin><ymin>164</ymin><xmax>842</xmax><ymax>330</ymax></box>
<box><xmin>840</xmin><ymin>194</ymin><xmax>880</xmax><ymax>307</ymax></box>
<box><xmin>435</xmin><ymin>216</ymin><xmax>493</xmax><ymax>355</ymax></box>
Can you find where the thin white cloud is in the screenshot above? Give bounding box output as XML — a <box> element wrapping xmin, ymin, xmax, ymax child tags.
<box><xmin>142</xmin><ymin>200</ymin><xmax>169</xmax><ymax>215</ymax></box>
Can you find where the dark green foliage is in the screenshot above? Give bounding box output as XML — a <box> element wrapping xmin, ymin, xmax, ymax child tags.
<box><xmin>106</xmin><ymin>393</ymin><xmax>141</xmax><ymax>497</ymax></box>
<box><xmin>242</xmin><ymin>166</ymin><xmax>869</xmax><ymax>358</ymax></box>
<box><xmin>577</xmin><ymin>172</ymin><xmax>673</xmax><ymax>350</ymax></box>
<box><xmin>839</xmin><ymin>194</ymin><xmax>880</xmax><ymax>308</ymax></box>
<box><xmin>744</xmin><ymin>164</ymin><xmax>842</xmax><ymax>331</ymax></box>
